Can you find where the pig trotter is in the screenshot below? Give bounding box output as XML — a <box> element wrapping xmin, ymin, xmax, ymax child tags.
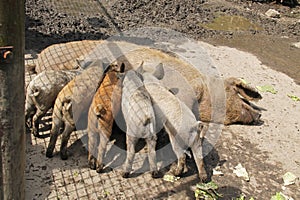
<box><xmin>199</xmin><ymin>171</ymin><xmax>208</xmax><ymax>183</ymax></box>
<box><xmin>122</xmin><ymin>172</ymin><xmax>130</xmax><ymax>178</ymax></box>
<box><xmin>96</xmin><ymin>163</ymin><xmax>105</xmax><ymax>173</ymax></box>
<box><xmin>46</xmin><ymin>149</ymin><xmax>54</xmax><ymax>158</ymax></box>
<box><xmin>88</xmin><ymin>157</ymin><xmax>97</xmax><ymax>170</ymax></box>
<box><xmin>60</xmin><ymin>151</ymin><xmax>68</xmax><ymax>160</ymax></box>
<box><xmin>151</xmin><ymin>170</ymin><xmax>161</xmax><ymax>179</ymax></box>
<box><xmin>31</xmin><ymin>127</ymin><xmax>39</xmax><ymax>137</ymax></box>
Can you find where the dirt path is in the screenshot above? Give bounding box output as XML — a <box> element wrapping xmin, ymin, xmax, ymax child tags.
<box><xmin>25</xmin><ymin>0</ymin><xmax>300</xmax><ymax>85</ymax></box>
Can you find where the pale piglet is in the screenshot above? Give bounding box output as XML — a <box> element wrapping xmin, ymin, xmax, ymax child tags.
<box><xmin>25</xmin><ymin>70</ymin><xmax>80</xmax><ymax>136</ymax></box>
<box><xmin>121</xmin><ymin>69</ymin><xmax>159</xmax><ymax>178</ymax></box>
<box><xmin>141</xmin><ymin>64</ymin><xmax>207</xmax><ymax>182</ymax></box>
<box><xmin>46</xmin><ymin>64</ymin><xmax>105</xmax><ymax>160</ymax></box>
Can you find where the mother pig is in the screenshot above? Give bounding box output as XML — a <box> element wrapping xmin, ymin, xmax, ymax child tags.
<box><xmin>36</xmin><ymin>40</ymin><xmax>262</xmax><ymax>125</ymax></box>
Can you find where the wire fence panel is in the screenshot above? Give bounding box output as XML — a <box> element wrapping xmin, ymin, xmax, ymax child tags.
<box><xmin>25</xmin><ymin>1</ymin><xmax>263</xmax><ymax>199</ymax></box>
<box><xmin>24</xmin><ymin>1</ymin><xmax>207</xmax><ymax>198</ymax></box>
<box><xmin>23</xmin><ymin>0</ymin><xmax>300</xmax><ymax>199</ymax></box>
<box><xmin>24</xmin><ymin>41</ymin><xmax>205</xmax><ymax>200</ymax></box>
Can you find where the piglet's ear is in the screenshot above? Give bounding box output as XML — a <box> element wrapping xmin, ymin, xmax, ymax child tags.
<box><xmin>136</xmin><ymin>61</ymin><xmax>145</xmax><ymax>75</ymax></box>
<box><xmin>168</xmin><ymin>88</ymin><xmax>179</xmax><ymax>95</ymax></box>
<box><xmin>153</xmin><ymin>63</ymin><xmax>164</xmax><ymax>80</ymax></box>
<box><xmin>226</xmin><ymin>77</ymin><xmax>262</xmax><ymax>102</ymax></box>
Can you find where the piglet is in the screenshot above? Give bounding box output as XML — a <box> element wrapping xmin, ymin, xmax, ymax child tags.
<box><xmin>46</xmin><ymin>64</ymin><xmax>105</xmax><ymax>160</ymax></box>
<box><xmin>25</xmin><ymin>70</ymin><xmax>80</xmax><ymax>136</ymax></box>
<box><xmin>121</xmin><ymin>69</ymin><xmax>159</xmax><ymax>178</ymax></box>
<box><xmin>87</xmin><ymin>63</ymin><xmax>125</xmax><ymax>172</ymax></box>
<box><xmin>141</xmin><ymin>64</ymin><xmax>207</xmax><ymax>182</ymax></box>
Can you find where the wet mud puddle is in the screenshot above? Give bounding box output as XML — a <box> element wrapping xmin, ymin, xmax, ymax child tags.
<box><xmin>201</xmin><ymin>15</ymin><xmax>262</xmax><ymax>32</ymax></box>
<box><xmin>202</xmin><ymin>15</ymin><xmax>300</xmax><ymax>85</ymax></box>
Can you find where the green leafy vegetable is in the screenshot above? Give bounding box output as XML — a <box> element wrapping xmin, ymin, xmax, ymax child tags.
<box><xmin>73</xmin><ymin>171</ymin><xmax>79</xmax><ymax>177</ymax></box>
<box><xmin>287</xmin><ymin>94</ymin><xmax>300</xmax><ymax>102</ymax></box>
<box><xmin>195</xmin><ymin>181</ymin><xmax>222</xmax><ymax>199</ymax></box>
<box><xmin>233</xmin><ymin>195</ymin><xmax>254</xmax><ymax>200</ymax></box>
<box><xmin>256</xmin><ymin>85</ymin><xmax>277</xmax><ymax>94</ymax></box>
<box><xmin>270</xmin><ymin>192</ymin><xmax>286</xmax><ymax>200</ymax></box>
<box><xmin>163</xmin><ymin>174</ymin><xmax>180</xmax><ymax>182</ymax></box>
<box><xmin>234</xmin><ymin>195</ymin><xmax>245</xmax><ymax>200</ymax></box>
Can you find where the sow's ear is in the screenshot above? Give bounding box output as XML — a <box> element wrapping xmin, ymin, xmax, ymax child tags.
<box><xmin>136</xmin><ymin>61</ymin><xmax>145</xmax><ymax>75</ymax></box>
<box><xmin>226</xmin><ymin>77</ymin><xmax>262</xmax><ymax>102</ymax></box>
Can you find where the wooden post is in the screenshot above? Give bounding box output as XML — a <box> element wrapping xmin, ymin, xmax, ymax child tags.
<box><xmin>0</xmin><ymin>0</ymin><xmax>25</xmax><ymax>199</ymax></box>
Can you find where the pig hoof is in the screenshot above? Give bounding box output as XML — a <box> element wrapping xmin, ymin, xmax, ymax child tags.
<box><xmin>151</xmin><ymin>171</ymin><xmax>161</xmax><ymax>179</ymax></box>
<box><xmin>96</xmin><ymin>168</ymin><xmax>103</xmax><ymax>173</ymax></box>
<box><xmin>46</xmin><ymin>150</ymin><xmax>53</xmax><ymax>158</ymax></box>
<box><xmin>173</xmin><ymin>167</ymin><xmax>184</xmax><ymax>177</ymax></box>
<box><xmin>104</xmin><ymin>166</ymin><xmax>113</xmax><ymax>172</ymax></box>
<box><xmin>88</xmin><ymin>160</ymin><xmax>96</xmax><ymax>170</ymax></box>
<box><xmin>122</xmin><ymin>172</ymin><xmax>130</xmax><ymax>178</ymax></box>
<box><xmin>199</xmin><ymin>172</ymin><xmax>208</xmax><ymax>183</ymax></box>
<box><xmin>26</xmin><ymin>120</ymin><xmax>32</xmax><ymax>129</ymax></box>
<box><xmin>60</xmin><ymin>152</ymin><xmax>68</xmax><ymax>160</ymax></box>
<box><xmin>25</xmin><ymin>125</ymin><xmax>31</xmax><ymax>134</ymax></box>
<box><xmin>31</xmin><ymin>130</ymin><xmax>39</xmax><ymax>137</ymax></box>
<box><xmin>96</xmin><ymin>164</ymin><xmax>104</xmax><ymax>173</ymax></box>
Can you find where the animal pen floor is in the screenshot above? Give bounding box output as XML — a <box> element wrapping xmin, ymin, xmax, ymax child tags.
<box><xmin>24</xmin><ymin>0</ymin><xmax>208</xmax><ymax>197</ymax></box>
<box><xmin>25</xmin><ymin>128</ymin><xmax>201</xmax><ymax>200</ymax></box>
<box><xmin>24</xmin><ymin>41</ymin><xmax>300</xmax><ymax>199</ymax></box>
<box><xmin>24</xmin><ymin>56</ymin><xmax>202</xmax><ymax>200</ymax></box>
<box><xmin>24</xmin><ymin>0</ymin><xmax>300</xmax><ymax>199</ymax></box>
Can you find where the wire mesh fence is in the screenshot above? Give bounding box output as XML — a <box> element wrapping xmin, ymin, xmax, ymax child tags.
<box><xmin>24</xmin><ymin>38</ymin><xmax>207</xmax><ymax>200</ymax></box>
<box><xmin>22</xmin><ymin>0</ymin><xmax>300</xmax><ymax>199</ymax></box>
<box><xmin>24</xmin><ymin>0</ymin><xmax>271</xmax><ymax>199</ymax></box>
<box><xmin>25</xmin><ymin>125</ymin><xmax>199</xmax><ymax>200</ymax></box>
<box><xmin>24</xmin><ymin>1</ymin><xmax>208</xmax><ymax>198</ymax></box>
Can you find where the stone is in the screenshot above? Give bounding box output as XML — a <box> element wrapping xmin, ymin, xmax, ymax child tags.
<box><xmin>291</xmin><ymin>42</ymin><xmax>300</xmax><ymax>48</ymax></box>
<box><xmin>265</xmin><ymin>9</ymin><xmax>281</xmax><ymax>18</ymax></box>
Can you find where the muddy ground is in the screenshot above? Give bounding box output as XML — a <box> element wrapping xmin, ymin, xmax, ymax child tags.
<box><xmin>26</xmin><ymin>0</ymin><xmax>300</xmax><ymax>83</ymax></box>
<box><xmin>24</xmin><ymin>0</ymin><xmax>300</xmax><ymax>199</ymax></box>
